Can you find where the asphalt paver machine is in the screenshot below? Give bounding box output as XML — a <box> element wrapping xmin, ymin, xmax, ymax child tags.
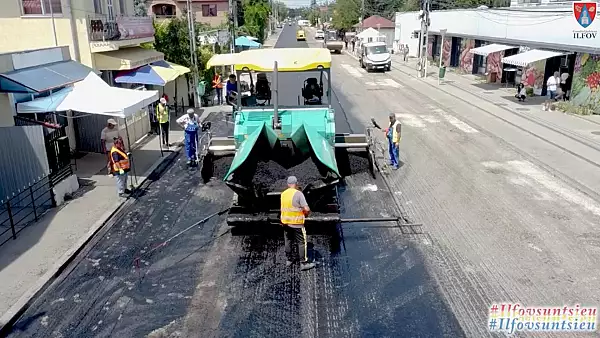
<box><xmin>203</xmin><ymin>48</ymin><xmax>378</xmax><ymax>227</ymax></box>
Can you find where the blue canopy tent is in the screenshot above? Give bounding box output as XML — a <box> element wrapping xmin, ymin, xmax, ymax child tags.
<box><xmin>235</xmin><ymin>36</ymin><xmax>261</xmax><ymax>50</ymax></box>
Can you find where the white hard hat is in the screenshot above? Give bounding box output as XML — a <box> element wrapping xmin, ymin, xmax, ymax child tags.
<box><xmin>159</xmin><ymin>98</ymin><xmax>166</xmax><ymax>104</ymax></box>
<box><xmin>187</xmin><ymin>108</ymin><xmax>195</xmax><ymax>114</ymax></box>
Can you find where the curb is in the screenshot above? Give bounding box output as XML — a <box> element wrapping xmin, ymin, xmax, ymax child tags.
<box><xmin>0</xmin><ymin>109</ymin><xmax>213</xmax><ymax>335</ymax></box>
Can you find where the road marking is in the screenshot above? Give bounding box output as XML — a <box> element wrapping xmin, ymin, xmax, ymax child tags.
<box><xmin>434</xmin><ymin>109</ymin><xmax>479</xmax><ymax>133</ymax></box>
<box><xmin>364</xmin><ymin>79</ymin><xmax>403</xmax><ymax>88</ymax></box>
<box><xmin>340</xmin><ymin>64</ymin><xmax>363</xmax><ymax>78</ymax></box>
<box><xmin>420</xmin><ymin>115</ymin><xmax>440</xmax><ymax>123</ymax></box>
<box><xmin>396</xmin><ymin>113</ymin><xmax>426</xmax><ymax>128</ymax></box>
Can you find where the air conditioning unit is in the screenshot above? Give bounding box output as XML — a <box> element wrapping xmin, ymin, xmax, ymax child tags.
<box><xmin>560</xmin><ymin>57</ymin><xmax>569</xmax><ymax>68</ymax></box>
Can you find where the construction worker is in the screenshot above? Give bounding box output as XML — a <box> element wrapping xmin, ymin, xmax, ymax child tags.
<box><xmin>156</xmin><ymin>97</ymin><xmax>170</xmax><ymax>146</ymax></box>
<box><xmin>385</xmin><ymin>113</ymin><xmax>402</xmax><ymax>170</ymax></box>
<box><xmin>177</xmin><ymin>108</ymin><xmax>201</xmax><ymax>165</ymax></box>
<box><xmin>281</xmin><ymin>176</ymin><xmax>316</xmax><ymax>271</ymax></box>
<box><xmin>212</xmin><ymin>71</ymin><xmax>224</xmax><ymax>105</ymax></box>
<box><xmin>109</xmin><ymin>138</ymin><xmax>131</xmax><ymax>197</ymax></box>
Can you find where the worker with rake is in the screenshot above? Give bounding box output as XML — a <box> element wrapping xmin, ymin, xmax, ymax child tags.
<box><xmin>385</xmin><ymin>113</ymin><xmax>402</xmax><ymax>170</ymax></box>
<box><xmin>281</xmin><ymin>176</ymin><xmax>316</xmax><ymax>271</ymax></box>
<box><xmin>177</xmin><ymin>108</ymin><xmax>202</xmax><ymax>166</ymax></box>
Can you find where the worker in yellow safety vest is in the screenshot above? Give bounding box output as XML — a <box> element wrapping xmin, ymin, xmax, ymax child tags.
<box><xmin>384</xmin><ymin>113</ymin><xmax>402</xmax><ymax>170</ymax></box>
<box><xmin>280</xmin><ymin>176</ymin><xmax>316</xmax><ymax>271</ymax></box>
<box><xmin>110</xmin><ymin>138</ymin><xmax>131</xmax><ymax>198</ymax></box>
<box><xmin>156</xmin><ymin>97</ymin><xmax>170</xmax><ymax>146</ymax></box>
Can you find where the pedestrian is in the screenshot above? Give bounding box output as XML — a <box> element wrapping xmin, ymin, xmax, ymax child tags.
<box><xmin>560</xmin><ymin>71</ymin><xmax>569</xmax><ymax>101</ymax></box>
<box><xmin>403</xmin><ymin>44</ymin><xmax>409</xmax><ymax>61</ymax></box>
<box><xmin>101</xmin><ymin>118</ymin><xmax>121</xmax><ymax>175</ymax></box>
<box><xmin>226</xmin><ymin>74</ymin><xmax>238</xmax><ymax>105</ymax></box>
<box><xmin>546</xmin><ymin>71</ymin><xmax>559</xmax><ymax>101</ymax></box>
<box><xmin>281</xmin><ymin>176</ymin><xmax>316</xmax><ymax>271</ymax></box>
<box><xmin>109</xmin><ymin>138</ymin><xmax>131</xmax><ymax>198</ymax></box>
<box><xmin>212</xmin><ymin>71</ymin><xmax>224</xmax><ymax>105</ymax></box>
<box><xmin>177</xmin><ymin>108</ymin><xmax>202</xmax><ymax>165</ymax></box>
<box><xmin>384</xmin><ymin>113</ymin><xmax>401</xmax><ymax>170</ymax></box>
<box><xmin>156</xmin><ymin>97</ymin><xmax>170</xmax><ymax>146</ymax></box>
<box><xmin>351</xmin><ymin>37</ymin><xmax>355</xmax><ymax>53</ymax></box>
<box><xmin>515</xmin><ymin>82</ymin><xmax>527</xmax><ymax>102</ymax></box>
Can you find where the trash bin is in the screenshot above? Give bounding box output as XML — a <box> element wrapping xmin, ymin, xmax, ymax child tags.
<box><xmin>197</xmin><ymin>81</ymin><xmax>206</xmax><ymax>96</ymax></box>
<box><xmin>439</xmin><ymin>66</ymin><xmax>446</xmax><ymax>79</ymax></box>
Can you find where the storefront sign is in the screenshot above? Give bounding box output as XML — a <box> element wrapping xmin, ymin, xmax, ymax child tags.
<box><xmin>573</xmin><ymin>2</ymin><xmax>597</xmax><ymax>39</ymax></box>
<box><xmin>116</xmin><ymin>17</ymin><xmax>154</xmax><ymax>40</ymax></box>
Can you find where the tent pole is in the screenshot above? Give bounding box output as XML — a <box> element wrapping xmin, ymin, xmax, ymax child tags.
<box><xmin>125</xmin><ymin>121</ymin><xmax>138</xmax><ymax>187</ymax></box>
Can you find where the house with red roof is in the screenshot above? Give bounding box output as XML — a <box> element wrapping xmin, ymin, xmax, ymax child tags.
<box><xmin>354</xmin><ymin>15</ymin><xmax>396</xmax><ymax>51</ymax></box>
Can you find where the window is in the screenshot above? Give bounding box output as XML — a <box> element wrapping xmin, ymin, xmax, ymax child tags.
<box><xmin>202</xmin><ymin>4</ymin><xmax>217</xmax><ymax>17</ymax></box>
<box><xmin>119</xmin><ymin>0</ymin><xmax>126</xmax><ymax>15</ymax></box>
<box><xmin>93</xmin><ymin>0</ymin><xmax>102</xmax><ymax>14</ymax></box>
<box><xmin>107</xmin><ymin>0</ymin><xmax>114</xmax><ymax>20</ymax></box>
<box><xmin>22</xmin><ymin>0</ymin><xmax>62</xmax><ymax>15</ymax></box>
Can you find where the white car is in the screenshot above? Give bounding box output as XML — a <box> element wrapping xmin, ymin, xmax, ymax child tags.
<box><xmin>315</xmin><ymin>30</ymin><xmax>325</xmax><ymax>39</ymax></box>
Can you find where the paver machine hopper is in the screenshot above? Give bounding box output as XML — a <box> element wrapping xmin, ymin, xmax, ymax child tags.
<box><xmin>203</xmin><ymin>48</ymin><xmax>376</xmax><ymax>227</ymax></box>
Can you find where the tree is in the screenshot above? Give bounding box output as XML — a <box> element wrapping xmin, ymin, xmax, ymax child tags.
<box><xmin>134</xmin><ymin>0</ymin><xmax>147</xmax><ymax>16</ymax></box>
<box><xmin>240</xmin><ymin>0</ymin><xmax>271</xmax><ymax>42</ymax></box>
<box><xmin>332</xmin><ymin>0</ymin><xmax>360</xmax><ymax>30</ymax></box>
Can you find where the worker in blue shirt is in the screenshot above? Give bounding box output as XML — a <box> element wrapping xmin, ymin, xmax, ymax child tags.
<box><xmin>177</xmin><ymin>108</ymin><xmax>202</xmax><ymax>165</ymax></box>
<box><xmin>226</xmin><ymin>74</ymin><xmax>238</xmax><ymax>105</ymax></box>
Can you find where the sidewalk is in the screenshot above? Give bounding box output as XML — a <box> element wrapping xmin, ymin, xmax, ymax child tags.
<box><xmin>263</xmin><ymin>27</ymin><xmax>282</xmax><ymax>48</ymax></box>
<box><xmin>388</xmin><ymin>54</ymin><xmax>600</xmax><ymax>135</ymax></box>
<box><xmin>0</xmin><ymin>106</ymin><xmax>223</xmax><ymax>330</ymax></box>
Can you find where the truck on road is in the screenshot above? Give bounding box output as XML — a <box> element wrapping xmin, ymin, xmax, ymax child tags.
<box><xmin>323</xmin><ymin>30</ymin><xmax>343</xmax><ymax>54</ymax></box>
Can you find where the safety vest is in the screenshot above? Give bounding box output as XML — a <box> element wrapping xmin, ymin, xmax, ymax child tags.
<box><xmin>156</xmin><ymin>104</ymin><xmax>169</xmax><ymax>124</ymax></box>
<box><xmin>212</xmin><ymin>75</ymin><xmax>223</xmax><ymax>89</ymax></box>
<box><xmin>110</xmin><ymin>146</ymin><xmax>130</xmax><ymax>173</ymax></box>
<box><xmin>280</xmin><ymin>188</ymin><xmax>305</xmax><ymax>225</ymax></box>
<box><xmin>387</xmin><ymin>120</ymin><xmax>401</xmax><ymax>143</ymax></box>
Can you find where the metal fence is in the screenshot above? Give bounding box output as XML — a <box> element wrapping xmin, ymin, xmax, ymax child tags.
<box><xmin>0</xmin><ymin>175</ymin><xmax>54</xmax><ymax>246</ymax></box>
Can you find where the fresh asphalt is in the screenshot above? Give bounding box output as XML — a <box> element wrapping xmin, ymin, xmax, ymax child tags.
<box><xmin>6</xmin><ymin>25</ymin><xmax>465</xmax><ymax>337</ymax></box>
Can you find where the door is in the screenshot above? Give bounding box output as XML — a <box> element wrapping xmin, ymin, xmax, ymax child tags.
<box><xmin>472</xmin><ymin>40</ymin><xmax>483</xmax><ymax>74</ymax></box>
<box><xmin>450</xmin><ymin>37</ymin><xmax>461</xmax><ymax>67</ymax></box>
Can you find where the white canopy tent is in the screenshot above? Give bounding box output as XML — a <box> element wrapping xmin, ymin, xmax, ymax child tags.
<box><xmin>357</xmin><ymin>27</ymin><xmax>380</xmax><ymax>39</ymax></box>
<box><xmin>469</xmin><ymin>44</ymin><xmax>516</xmax><ymax>57</ymax></box>
<box><xmin>17</xmin><ymin>72</ymin><xmax>159</xmax><ymax>117</ymax></box>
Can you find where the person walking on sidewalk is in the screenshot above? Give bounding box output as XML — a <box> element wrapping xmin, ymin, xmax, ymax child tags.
<box><xmin>403</xmin><ymin>44</ymin><xmax>409</xmax><ymax>62</ymax></box>
<box><xmin>281</xmin><ymin>176</ymin><xmax>316</xmax><ymax>271</ymax></box>
<box><xmin>110</xmin><ymin>138</ymin><xmax>131</xmax><ymax>198</ymax></box>
<box><xmin>156</xmin><ymin>97</ymin><xmax>170</xmax><ymax>146</ymax></box>
<box><xmin>177</xmin><ymin>108</ymin><xmax>202</xmax><ymax>165</ymax></box>
<box><xmin>212</xmin><ymin>71</ymin><xmax>224</xmax><ymax>105</ymax></box>
<box><xmin>101</xmin><ymin>118</ymin><xmax>122</xmax><ymax>175</ymax></box>
<box><xmin>385</xmin><ymin>113</ymin><xmax>402</xmax><ymax>170</ymax></box>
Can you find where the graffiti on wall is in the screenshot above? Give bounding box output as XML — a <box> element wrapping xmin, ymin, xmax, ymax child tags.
<box><xmin>487</xmin><ymin>51</ymin><xmax>503</xmax><ymax>83</ymax></box>
<box><xmin>571</xmin><ymin>53</ymin><xmax>600</xmax><ymax>109</ymax></box>
<box><xmin>459</xmin><ymin>39</ymin><xmax>475</xmax><ymax>73</ymax></box>
<box><xmin>522</xmin><ymin>60</ymin><xmax>547</xmax><ymax>95</ymax></box>
<box><xmin>442</xmin><ymin>39</ymin><xmax>451</xmax><ymax>67</ymax></box>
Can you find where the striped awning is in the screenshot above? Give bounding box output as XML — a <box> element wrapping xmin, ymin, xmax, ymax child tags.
<box><xmin>501</xmin><ymin>49</ymin><xmax>565</xmax><ymax>67</ymax></box>
<box><xmin>469</xmin><ymin>44</ymin><xmax>516</xmax><ymax>57</ymax></box>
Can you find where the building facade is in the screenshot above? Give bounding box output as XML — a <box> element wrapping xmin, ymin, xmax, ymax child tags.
<box><xmin>147</xmin><ymin>0</ymin><xmax>229</xmax><ymax>27</ymax></box>
<box><xmin>395</xmin><ymin>4</ymin><xmax>600</xmax><ymax>107</ymax></box>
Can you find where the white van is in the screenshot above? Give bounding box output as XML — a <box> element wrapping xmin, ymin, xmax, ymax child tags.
<box><xmin>359</xmin><ymin>41</ymin><xmax>391</xmax><ymax>72</ymax></box>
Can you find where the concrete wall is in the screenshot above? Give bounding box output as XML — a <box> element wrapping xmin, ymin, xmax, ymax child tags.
<box><xmin>395</xmin><ymin>8</ymin><xmax>600</xmax><ymax>58</ymax></box>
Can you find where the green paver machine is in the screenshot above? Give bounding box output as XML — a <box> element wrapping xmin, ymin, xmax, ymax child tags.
<box><xmin>203</xmin><ymin>48</ymin><xmax>376</xmax><ymax>226</ymax></box>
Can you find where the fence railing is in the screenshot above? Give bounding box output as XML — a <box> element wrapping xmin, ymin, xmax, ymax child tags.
<box><xmin>0</xmin><ymin>175</ymin><xmax>54</xmax><ymax>247</ymax></box>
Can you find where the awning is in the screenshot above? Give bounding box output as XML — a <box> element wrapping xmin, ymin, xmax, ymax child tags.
<box><xmin>0</xmin><ymin>60</ymin><xmax>96</xmax><ymax>93</ymax></box>
<box><xmin>16</xmin><ymin>87</ymin><xmax>73</xmax><ymax>113</ymax></box>
<box><xmin>94</xmin><ymin>47</ymin><xmax>164</xmax><ymax>71</ymax></box>
<box><xmin>501</xmin><ymin>49</ymin><xmax>565</xmax><ymax>67</ymax></box>
<box><xmin>114</xmin><ymin>60</ymin><xmax>190</xmax><ymax>86</ymax></box>
<box><xmin>17</xmin><ymin>73</ymin><xmax>159</xmax><ymax>117</ymax></box>
<box><xmin>469</xmin><ymin>44</ymin><xmax>516</xmax><ymax>57</ymax></box>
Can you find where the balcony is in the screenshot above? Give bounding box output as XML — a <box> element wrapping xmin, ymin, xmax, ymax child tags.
<box><xmin>88</xmin><ymin>15</ymin><xmax>155</xmax><ymax>53</ymax></box>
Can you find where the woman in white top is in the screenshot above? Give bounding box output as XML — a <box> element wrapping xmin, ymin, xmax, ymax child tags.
<box><xmin>546</xmin><ymin>71</ymin><xmax>559</xmax><ymax>101</ymax></box>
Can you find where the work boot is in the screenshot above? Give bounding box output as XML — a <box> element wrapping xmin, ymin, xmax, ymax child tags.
<box><xmin>300</xmin><ymin>262</ymin><xmax>316</xmax><ymax>271</ymax></box>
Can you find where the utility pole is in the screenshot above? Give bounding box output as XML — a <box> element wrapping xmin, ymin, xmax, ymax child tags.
<box><xmin>186</xmin><ymin>0</ymin><xmax>200</xmax><ymax>108</ymax></box>
<box><xmin>49</xmin><ymin>0</ymin><xmax>58</xmax><ymax>46</ymax></box>
<box><xmin>360</xmin><ymin>0</ymin><xmax>365</xmax><ymax>22</ymax></box>
<box><xmin>417</xmin><ymin>0</ymin><xmax>430</xmax><ymax>78</ymax></box>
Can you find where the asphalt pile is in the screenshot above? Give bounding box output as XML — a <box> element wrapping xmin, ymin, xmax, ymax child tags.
<box><xmin>253</xmin><ymin>159</ymin><xmax>324</xmax><ymax>191</ymax></box>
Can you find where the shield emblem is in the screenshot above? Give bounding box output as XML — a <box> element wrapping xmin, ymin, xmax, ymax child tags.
<box><xmin>574</xmin><ymin>2</ymin><xmax>597</xmax><ymax>28</ymax></box>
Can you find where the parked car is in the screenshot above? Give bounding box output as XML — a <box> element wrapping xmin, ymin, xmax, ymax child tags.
<box><xmin>315</xmin><ymin>30</ymin><xmax>325</xmax><ymax>39</ymax></box>
<box><xmin>359</xmin><ymin>41</ymin><xmax>392</xmax><ymax>72</ymax></box>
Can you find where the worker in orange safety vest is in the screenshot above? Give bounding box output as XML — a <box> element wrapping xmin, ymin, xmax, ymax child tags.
<box><xmin>280</xmin><ymin>176</ymin><xmax>316</xmax><ymax>271</ymax></box>
<box><xmin>212</xmin><ymin>71</ymin><xmax>224</xmax><ymax>105</ymax></box>
<box><xmin>110</xmin><ymin>138</ymin><xmax>131</xmax><ymax>197</ymax></box>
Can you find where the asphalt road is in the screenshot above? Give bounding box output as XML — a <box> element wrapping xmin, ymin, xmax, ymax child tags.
<box><xmin>6</xmin><ymin>26</ymin><xmax>465</xmax><ymax>338</ymax></box>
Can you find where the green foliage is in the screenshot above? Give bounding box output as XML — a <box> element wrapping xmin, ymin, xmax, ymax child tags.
<box><xmin>332</xmin><ymin>0</ymin><xmax>360</xmax><ymax>30</ymax></box>
<box><xmin>153</xmin><ymin>18</ymin><xmax>192</xmax><ymax>68</ymax></box>
<box><xmin>240</xmin><ymin>0</ymin><xmax>271</xmax><ymax>42</ymax></box>
<box><xmin>134</xmin><ymin>0</ymin><xmax>147</xmax><ymax>16</ymax></box>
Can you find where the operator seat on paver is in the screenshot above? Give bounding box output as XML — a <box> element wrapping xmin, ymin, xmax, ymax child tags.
<box><xmin>302</xmin><ymin>78</ymin><xmax>322</xmax><ymax>105</ymax></box>
<box><xmin>255</xmin><ymin>73</ymin><xmax>271</xmax><ymax>105</ymax></box>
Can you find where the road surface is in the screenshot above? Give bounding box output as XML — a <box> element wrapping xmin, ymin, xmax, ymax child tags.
<box><xmin>6</xmin><ymin>26</ymin><xmax>464</xmax><ymax>337</ymax></box>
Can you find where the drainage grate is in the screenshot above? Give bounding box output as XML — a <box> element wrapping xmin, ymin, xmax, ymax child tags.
<box><xmin>515</xmin><ymin>107</ymin><xmax>530</xmax><ymax>111</ymax></box>
<box><xmin>592</xmin><ymin>131</ymin><xmax>600</xmax><ymax>135</ymax></box>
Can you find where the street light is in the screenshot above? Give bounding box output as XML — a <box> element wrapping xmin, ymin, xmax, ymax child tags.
<box><xmin>438</xmin><ymin>29</ymin><xmax>447</xmax><ymax>85</ymax></box>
